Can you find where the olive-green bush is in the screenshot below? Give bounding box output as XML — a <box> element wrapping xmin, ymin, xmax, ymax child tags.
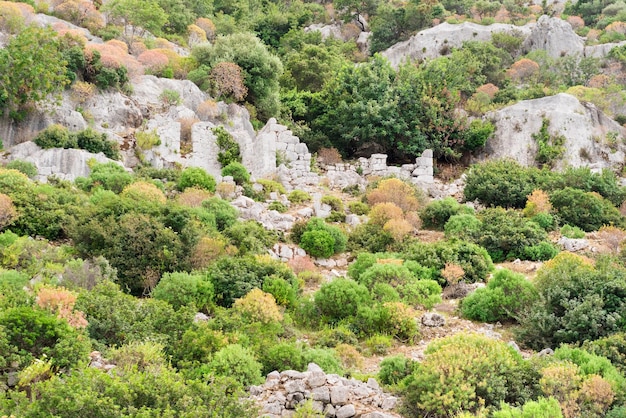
<box><xmin>461</xmin><ymin>269</ymin><xmax>538</xmax><ymax>322</ymax></box>
<box><xmin>550</xmin><ymin>187</ymin><xmax>623</xmax><ymax>232</ymax></box>
<box><xmin>314</xmin><ymin>278</ymin><xmax>372</xmax><ymax>323</ymax></box>
<box><xmin>151</xmin><ymin>272</ymin><xmax>214</xmax><ymax>311</ymax></box>
<box><xmin>420</xmin><ymin>197</ymin><xmax>473</xmax><ymax>230</ymax></box>
<box><xmin>221</xmin><ymin>162</ymin><xmax>250</xmax><ymax>185</ymax></box>
<box><xmin>178</xmin><ymin>167</ymin><xmax>216</xmax><ymax>192</ymax></box>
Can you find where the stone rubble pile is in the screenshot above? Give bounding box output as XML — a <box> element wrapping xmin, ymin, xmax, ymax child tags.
<box><xmin>250</xmin><ymin>363</ymin><xmax>402</xmax><ymax>418</ymax></box>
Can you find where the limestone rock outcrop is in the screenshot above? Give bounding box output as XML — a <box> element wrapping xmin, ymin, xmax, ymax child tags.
<box><xmin>250</xmin><ymin>363</ymin><xmax>401</xmax><ymax>418</ymax></box>
<box><xmin>522</xmin><ymin>15</ymin><xmax>584</xmax><ymax>58</ymax></box>
<box><xmin>382</xmin><ymin>21</ymin><xmax>532</xmax><ymax>68</ymax></box>
<box><xmin>475</xmin><ymin>93</ymin><xmax>626</xmax><ymax>170</ymax></box>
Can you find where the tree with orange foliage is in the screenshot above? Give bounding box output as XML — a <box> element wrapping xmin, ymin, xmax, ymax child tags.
<box><xmin>209</xmin><ymin>62</ymin><xmax>248</xmax><ymax>101</ymax></box>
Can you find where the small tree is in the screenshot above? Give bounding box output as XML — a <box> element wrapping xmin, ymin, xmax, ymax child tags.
<box><xmin>103</xmin><ymin>0</ymin><xmax>167</xmax><ymax>51</ymax></box>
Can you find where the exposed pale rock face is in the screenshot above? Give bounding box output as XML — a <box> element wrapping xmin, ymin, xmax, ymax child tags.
<box><xmin>382</xmin><ymin>21</ymin><xmax>532</xmax><ymax>68</ymax></box>
<box><xmin>132</xmin><ymin>75</ymin><xmax>208</xmax><ymax>113</ymax></box>
<box><xmin>1</xmin><ymin>141</ymin><xmax>121</xmax><ymax>182</ymax></box>
<box><xmin>475</xmin><ymin>93</ymin><xmax>626</xmax><ymax>170</ymax></box>
<box><xmin>522</xmin><ymin>15</ymin><xmax>584</xmax><ymax>58</ymax></box>
<box><xmin>585</xmin><ymin>40</ymin><xmax>626</xmax><ymax>58</ymax></box>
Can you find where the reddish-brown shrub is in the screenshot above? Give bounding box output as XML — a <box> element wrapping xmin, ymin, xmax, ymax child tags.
<box><xmin>317</xmin><ymin>147</ymin><xmax>343</xmax><ymax>165</ymax></box>
<box><xmin>441</xmin><ymin>262</ymin><xmax>465</xmax><ymax>286</ymax></box>
<box><xmin>55</xmin><ymin>0</ymin><xmax>104</xmax><ymax>32</ymax></box>
<box><xmin>522</xmin><ymin>189</ymin><xmax>552</xmax><ymax>217</ymax></box>
<box><xmin>36</xmin><ymin>286</ymin><xmax>88</xmax><ymax>328</ymax></box>
<box><xmin>567</xmin><ymin>15</ymin><xmax>585</xmax><ymax>30</ymax></box>
<box><xmin>0</xmin><ymin>193</ymin><xmax>17</xmax><ymax>229</ymax></box>
<box><xmin>475</xmin><ymin>83</ymin><xmax>500</xmax><ymax>99</ymax></box>
<box><xmin>287</xmin><ymin>255</ymin><xmax>317</xmax><ymax>275</ymax></box>
<box><xmin>138</xmin><ymin>50</ymin><xmax>169</xmax><ymax>73</ymax></box>
<box><xmin>579</xmin><ymin>375</ymin><xmax>614</xmax><ymax>416</ymax></box>
<box><xmin>178</xmin><ymin>117</ymin><xmax>199</xmax><ymax>144</ymax></box>
<box><xmin>335</xmin><ymin>343</ymin><xmax>364</xmax><ymax>369</ymax></box>
<box><xmin>209</xmin><ymin>62</ymin><xmax>248</xmax><ymax>101</ymax></box>
<box><xmin>606</xmin><ymin>21</ymin><xmax>626</xmax><ymax>34</ymax></box>
<box><xmin>195</xmin><ymin>17</ymin><xmax>215</xmax><ymax>41</ymax></box>
<box><xmin>506</xmin><ymin>58</ymin><xmax>540</xmax><ymax>82</ymax></box>
<box><xmin>587</xmin><ymin>74</ymin><xmax>610</xmax><ymax>88</ymax></box>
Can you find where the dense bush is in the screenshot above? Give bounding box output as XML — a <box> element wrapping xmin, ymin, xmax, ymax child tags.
<box><xmin>221</xmin><ymin>162</ymin><xmax>249</xmax><ymax>185</ymax></box>
<box><xmin>178</xmin><ymin>167</ymin><xmax>216</xmax><ymax>192</ymax></box>
<box><xmin>34</xmin><ymin>126</ymin><xmax>120</xmax><ymax>159</ymax></box>
<box><xmin>583</xmin><ymin>333</ymin><xmax>626</xmax><ymax>375</ymax></box>
<box><xmin>461</xmin><ymin>269</ymin><xmax>538</xmax><ymax>322</ymax></box>
<box><xmin>207</xmin><ymin>256</ymin><xmax>296</xmax><ymax>308</ymax></box>
<box><xmin>224</xmin><ymin>220</ymin><xmax>277</xmax><ymax>255</ymax></box>
<box><xmin>517</xmin><ymin>253</ymin><xmax>626</xmax><ymax>349</ymax></box>
<box><xmin>0</xmin><ymin>306</ymin><xmax>91</xmax><ymax>372</ymax></box>
<box><xmin>420</xmin><ymin>197</ymin><xmax>473</xmax><ymax>230</ymax></box>
<box><xmin>347</xmin><ymin>222</ymin><xmax>395</xmax><ymax>253</ymax></box>
<box><xmin>402</xmin><ymin>333</ymin><xmax>539</xmax><ymax>417</ymax></box>
<box><xmin>76</xmin><ymin>162</ymin><xmax>132</xmax><ymax>194</ymax></box>
<box><xmin>202</xmin><ymin>197</ymin><xmax>238</xmax><ymax>231</ymax></box>
<box><xmin>379</xmin><ymin>355</ymin><xmax>415</xmax><ymax>386</ymax></box>
<box><xmin>493</xmin><ymin>397</ymin><xmax>563</xmax><ymax>418</ymax></box>
<box><xmin>300</xmin><ymin>229</ymin><xmax>335</xmax><ymax>258</ymax></box>
<box><xmin>402</xmin><ymin>240</ymin><xmax>493</xmax><ymax>284</ymax></box>
<box><xmin>6</xmin><ymin>160</ymin><xmax>37</xmax><ymax>178</ymax></box>
<box><xmin>473</xmin><ymin>207</ymin><xmax>550</xmax><ymax>262</ymax></box>
<box><xmin>151</xmin><ymin>272</ymin><xmax>214</xmax><ymax>311</ymax></box>
<box><xmin>550</xmin><ymin>187</ymin><xmax>623</xmax><ymax>232</ymax></box>
<box><xmin>314</xmin><ymin>278</ymin><xmax>372</xmax><ymax>323</ymax></box>
<box><xmin>444</xmin><ymin>213</ymin><xmax>482</xmax><ymax>241</ymax></box>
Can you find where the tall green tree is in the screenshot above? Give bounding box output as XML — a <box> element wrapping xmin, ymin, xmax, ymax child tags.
<box><xmin>103</xmin><ymin>0</ymin><xmax>168</xmax><ymax>50</ymax></box>
<box><xmin>192</xmin><ymin>33</ymin><xmax>283</xmax><ymax>120</ymax></box>
<box><xmin>0</xmin><ymin>26</ymin><xmax>69</xmax><ymax>120</ymax></box>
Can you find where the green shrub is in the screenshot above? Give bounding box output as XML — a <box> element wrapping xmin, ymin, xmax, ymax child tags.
<box><xmin>159</xmin><ymin>89</ymin><xmax>182</xmax><ymax>106</ymax></box>
<box><xmin>474</xmin><ymin>208</ymin><xmax>549</xmax><ymax>262</ymax></box>
<box><xmin>151</xmin><ymin>272</ymin><xmax>214</xmax><ymax>311</ymax></box>
<box><xmin>365</xmin><ymin>334</ymin><xmax>393</xmax><ymax>355</ymax></box>
<box><xmin>321</xmin><ymin>195</ymin><xmax>344</xmax><ymax>212</ymax></box>
<box><xmin>326</xmin><ymin>210</ymin><xmax>346</xmax><ymax>223</ymax></box>
<box><xmin>6</xmin><ymin>160</ymin><xmax>37</xmax><ymax>178</ymax></box>
<box><xmin>493</xmin><ymin>397</ymin><xmax>563</xmax><ymax>418</ymax></box>
<box><xmin>461</xmin><ymin>269</ymin><xmax>538</xmax><ymax>322</ymax></box>
<box><xmin>347</xmin><ymin>222</ymin><xmax>394</xmax><ymax>253</ymax></box>
<box><xmin>209</xmin><ymin>344</ymin><xmax>263</xmax><ymax>386</ymax></box>
<box><xmin>221</xmin><ymin>162</ymin><xmax>250</xmax><ymax>185</ymax></box>
<box><xmin>300</xmin><ymin>229</ymin><xmax>335</xmax><ymax>258</ymax></box>
<box><xmin>202</xmin><ymin>197</ymin><xmax>238</xmax><ymax>231</ymax></box>
<box><xmin>288</xmin><ymin>190</ymin><xmax>312</xmax><ymax>204</ymax></box>
<box><xmin>75</xmin><ymin>128</ymin><xmax>120</xmax><ymax>159</ymax></box>
<box><xmin>81</xmin><ymin>162</ymin><xmax>132</xmax><ymax>193</ymax></box>
<box><xmin>0</xmin><ymin>306</ymin><xmax>91</xmax><ymax>371</ymax></box>
<box><xmin>214</xmin><ymin>126</ymin><xmax>241</xmax><ymax>167</ymax></box>
<box><xmin>314</xmin><ymin>278</ymin><xmax>371</xmax><ymax>323</ymax></box>
<box><xmin>260</xmin><ymin>341</ymin><xmax>306</xmax><ymax>374</ymax></box>
<box><xmin>553</xmin><ymin>345</ymin><xmax>626</xmax><ymax>399</ymax></box>
<box><xmin>348</xmin><ymin>201</ymin><xmax>369</xmax><ymax>215</ymax></box>
<box><xmin>207</xmin><ymin>256</ymin><xmax>296</xmax><ymax>308</ymax></box>
<box><xmin>301</xmin><ymin>217</ymin><xmax>347</xmax><ymax>255</ymax></box>
<box><xmin>516</xmin><ymin>253</ymin><xmax>626</xmax><ymax>349</ymax></box>
<box><xmin>379</xmin><ymin>355</ymin><xmax>414</xmax><ymax>386</ymax></box>
<box><xmin>560</xmin><ymin>224</ymin><xmax>586</xmax><ymax>238</ymax></box>
<box><xmin>550</xmin><ymin>187</ymin><xmax>623</xmax><ymax>232</ymax></box>
<box><xmin>302</xmin><ymin>347</ymin><xmax>343</xmax><ymax>374</ymax></box>
<box><xmin>178</xmin><ymin>167</ymin><xmax>216</xmax><ymax>192</ymax></box>
<box><xmin>371</xmin><ymin>282</ymin><xmax>401</xmax><ymax>303</ymax></box>
<box><xmin>268</xmin><ymin>201</ymin><xmax>288</xmax><ymax>213</ymax></box>
<box><xmin>262</xmin><ymin>275</ymin><xmax>297</xmax><ymax>308</ymax></box>
<box><xmin>314</xmin><ymin>326</ymin><xmax>358</xmax><ymax>350</ymax></box>
<box><xmin>357</xmin><ymin>262</ymin><xmax>414</xmax><ymax>288</ymax></box>
<box><xmin>224</xmin><ymin>220</ymin><xmax>277</xmax><ymax>255</ymax></box>
<box><xmin>402</xmin><ymin>333</ymin><xmax>539</xmax><ymax>417</ymax></box>
<box><xmin>583</xmin><ymin>333</ymin><xmax>626</xmax><ymax>375</ymax></box>
<box><xmin>464</xmin><ymin>160</ymin><xmax>542</xmax><ymax>208</ymax></box>
<box><xmin>401</xmin><ymin>279</ymin><xmax>442</xmax><ymax>309</ymax></box>
<box><xmin>402</xmin><ymin>240</ymin><xmax>493</xmax><ymax>285</ymax></box>
<box><xmin>444</xmin><ymin>213</ymin><xmax>482</xmax><ymax>240</ymax></box>
<box><xmin>34</xmin><ymin>124</ymin><xmax>75</xmax><ymax>149</ymax></box>
<box><xmin>135</xmin><ymin>129</ymin><xmax>161</xmax><ymax>150</ymax></box>
<box><xmin>420</xmin><ymin>197</ymin><xmax>472</xmax><ymax>230</ymax></box>
<box><xmin>521</xmin><ymin>242</ymin><xmax>559</xmax><ymax>261</ymax></box>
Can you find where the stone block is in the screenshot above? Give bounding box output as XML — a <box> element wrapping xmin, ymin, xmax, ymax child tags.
<box><xmin>307</xmin><ymin>372</ymin><xmax>327</xmax><ymax>388</ymax></box>
<box><xmin>412</xmin><ymin>166</ymin><xmax>432</xmax><ymax>176</ymax></box>
<box><xmin>415</xmin><ymin>175</ymin><xmax>434</xmax><ymax>184</ymax></box>
<box><xmin>335</xmin><ymin>404</ymin><xmax>356</xmax><ymax>418</ymax></box>
<box><xmin>381</xmin><ymin>396</ymin><xmax>398</xmax><ymax>410</ymax></box>
<box><xmin>330</xmin><ymin>386</ymin><xmax>349</xmax><ymax>405</ymax></box>
<box><xmin>312</xmin><ymin>387</ymin><xmax>331</xmax><ymax>403</ymax></box>
<box><xmin>295</xmin><ymin>143</ymin><xmax>309</xmax><ymax>154</ymax></box>
<box><xmin>366</xmin><ymin>378</ymin><xmax>380</xmax><ymax>390</ymax></box>
<box><xmin>421</xmin><ymin>149</ymin><xmax>433</xmax><ymax>158</ymax></box>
